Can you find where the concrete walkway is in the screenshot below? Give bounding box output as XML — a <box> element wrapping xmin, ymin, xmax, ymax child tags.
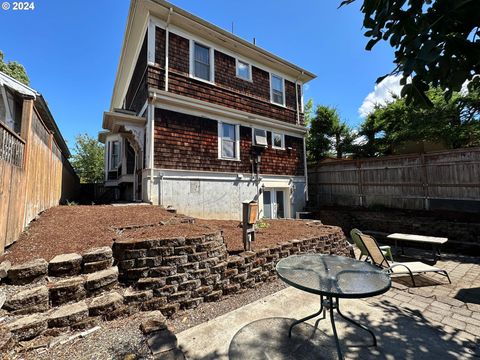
<box><xmin>176</xmin><ymin>286</ymin><xmax>477</xmax><ymax>360</ymax></box>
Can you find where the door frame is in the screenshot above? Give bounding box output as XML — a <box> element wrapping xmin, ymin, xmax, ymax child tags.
<box><xmin>262</xmin><ymin>188</ymin><xmax>288</xmax><ymax>219</ymax></box>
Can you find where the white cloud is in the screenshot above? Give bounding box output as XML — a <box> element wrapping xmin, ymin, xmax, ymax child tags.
<box><xmin>359</xmin><ymin>75</ymin><xmax>403</xmax><ymax>117</ymax></box>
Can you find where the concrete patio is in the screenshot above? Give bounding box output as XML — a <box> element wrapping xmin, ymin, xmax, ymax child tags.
<box><xmin>176</xmin><ymin>251</ymin><xmax>480</xmax><ymax>359</ymax></box>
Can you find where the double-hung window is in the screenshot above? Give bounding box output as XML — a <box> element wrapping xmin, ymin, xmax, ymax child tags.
<box><xmin>109</xmin><ymin>140</ymin><xmax>120</xmax><ymax>170</ymax></box>
<box><xmin>192</xmin><ymin>42</ymin><xmax>212</xmax><ymax>82</ymax></box>
<box><xmin>271</xmin><ymin>74</ymin><xmax>285</xmax><ymax>106</ymax></box>
<box><xmin>272</xmin><ymin>132</ymin><xmax>285</xmax><ymax>149</ymax></box>
<box><xmin>219</xmin><ymin>122</ymin><xmax>239</xmax><ymax>160</ymax></box>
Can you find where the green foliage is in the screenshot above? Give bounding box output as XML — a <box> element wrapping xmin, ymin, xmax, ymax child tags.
<box><xmin>357</xmin><ymin>83</ymin><xmax>480</xmax><ymax>155</ymax></box>
<box><xmin>303</xmin><ymin>98</ymin><xmax>314</xmax><ymax>127</ymax></box>
<box><xmin>71</xmin><ymin>134</ymin><xmax>104</xmax><ymax>183</ymax></box>
<box><xmin>66</xmin><ymin>200</ymin><xmax>78</xmax><ymax>206</ymax></box>
<box><xmin>307</xmin><ymin>105</ymin><xmax>357</xmax><ymax>162</ymax></box>
<box><xmin>341</xmin><ymin>0</ymin><xmax>480</xmax><ymax>106</ymax></box>
<box><xmin>0</xmin><ymin>51</ymin><xmax>30</xmax><ymax>86</ymax></box>
<box><xmin>256</xmin><ymin>217</ymin><xmax>270</xmax><ymax>229</ymax></box>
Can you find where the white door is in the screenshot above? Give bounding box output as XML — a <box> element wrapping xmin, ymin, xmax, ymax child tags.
<box><xmin>263</xmin><ymin>189</ymin><xmax>286</xmax><ymax>219</ymax></box>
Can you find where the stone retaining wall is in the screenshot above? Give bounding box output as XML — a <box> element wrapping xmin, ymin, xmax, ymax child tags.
<box><xmin>0</xmin><ymin>225</ymin><xmax>350</xmax><ymax>345</ymax></box>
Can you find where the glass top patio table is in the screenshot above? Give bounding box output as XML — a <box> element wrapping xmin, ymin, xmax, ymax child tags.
<box><xmin>276</xmin><ymin>254</ymin><xmax>391</xmax><ymax>299</ymax></box>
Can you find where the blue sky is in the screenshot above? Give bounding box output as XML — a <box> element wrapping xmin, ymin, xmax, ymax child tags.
<box><xmin>0</xmin><ymin>0</ymin><xmax>398</xmax><ymax>151</ymax></box>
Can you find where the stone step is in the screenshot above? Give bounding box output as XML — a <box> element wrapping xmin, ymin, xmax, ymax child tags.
<box><xmin>6</xmin><ymin>314</ymin><xmax>48</xmax><ymax>341</ymax></box>
<box><xmin>49</xmin><ymin>276</ymin><xmax>86</xmax><ymax>306</ymax></box>
<box><xmin>84</xmin><ymin>267</ymin><xmax>118</xmax><ymax>294</ymax></box>
<box><xmin>47</xmin><ymin>301</ymin><xmax>88</xmax><ymax>328</ymax></box>
<box><xmin>48</xmin><ymin>253</ymin><xmax>82</xmax><ymax>277</ymax></box>
<box><xmin>88</xmin><ymin>291</ymin><xmax>123</xmax><ymax>316</ymax></box>
<box><xmin>82</xmin><ymin>247</ymin><xmax>113</xmax><ymax>263</ymax></box>
<box><xmin>3</xmin><ymin>285</ymin><xmax>49</xmax><ymax>314</ymax></box>
<box><xmin>7</xmin><ymin>259</ymin><xmax>48</xmax><ymax>285</ymax></box>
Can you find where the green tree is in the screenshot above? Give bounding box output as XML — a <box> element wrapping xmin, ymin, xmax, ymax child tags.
<box><xmin>303</xmin><ymin>98</ymin><xmax>314</xmax><ymax>127</ymax></box>
<box><xmin>307</xmin><ymin>105</ymin><xmax>356</xmax><ymax>161</ymax></box>
<box><xmin>0</xmin><ymin>51</ymin><xmax>30</xmax><ymax>86</ymax></box>
<box><xmin>357</xmin><ymin>85</ymin><xmax>480</xmax><ymax>155</ymax></box>
<box><xmin>341</xmin><ymin>0</ymin><xmax>480</xmax><ymax>106</ymax></box>
<box><xmin>71</xmin><ymin>134</ymin><xmax>104</xmax><ymax>183</ymax></box>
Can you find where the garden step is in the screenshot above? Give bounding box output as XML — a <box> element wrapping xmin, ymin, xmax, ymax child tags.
<box><xmin>84</xmin><ymin>267</ymin><xmax>118</xmax><ymax>293</ymax></box>
<box><xmin>83</xmin><ymin>259</ymin><xmax>113</xmax><ymax>273</ymax></box>
<box><xmin>49</xmin><ymin>276</ymin><xmax>86</xmax><ymax>306</ymax></box>
<box><xmin>47</xmin><ymin>300</ymin><xmax>88</xmax><ymax>328</ymax></box>
<box><xmin>3</xmin><ymin>285</ymin><xmax>49</xmax><ymax>314</ymax></box>
<box><xmin>88</xmin><ymin>291</ymin><xmax>123</xmax><ymax>316</ymax></box>
<box><xmin>7</xmin><ymin>259</ymin><xmax>48</xmax><ymax>285</ymax></box>
<box><xmin>82</xmin><ymin>246</ymin><xmax>112</xmax><ymax>263</ymax></box>
<box><xmin>6</xmin><ymin>314</ymin><xmax>48</xmax><ymax>341</ymax></box>
<box><xmin>48</xmin><ymin>253</ymin><xmax>82</xmax><ymax>277</ymax></box>
<box><xmin>139</xmin><ymin>311</ymin><xmax>167</xmax><ymax>334</ymax></box>
<box><xmin>123</xmin><ymin>288</ymin><xmax>153</xmax><ymax>303</ymax></box>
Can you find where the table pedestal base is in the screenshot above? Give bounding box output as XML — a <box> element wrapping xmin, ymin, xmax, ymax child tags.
<box><xmin>288</xmin><ymin>295</ymin><xmax>377</xmax><ymax>360</ymax></box>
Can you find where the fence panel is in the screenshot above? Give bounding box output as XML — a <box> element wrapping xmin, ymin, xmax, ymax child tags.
<box><xmin>308</xmin><ymin>148</ymin><xmax>480</xmax><ymax>212</ymax></box>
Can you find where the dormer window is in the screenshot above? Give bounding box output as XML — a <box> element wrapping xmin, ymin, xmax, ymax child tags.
<box><xmin>191</xmin><ymin>41</ymin><xmax>214</xmax><ymax>82</ymax></box>
<box><xmin>270</xmin><ymin>74</ymin><xmax>285</xmax><ymax>106</ymax></box>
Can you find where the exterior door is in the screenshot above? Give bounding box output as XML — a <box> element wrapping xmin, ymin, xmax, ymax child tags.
<box><xmin>263</xmin><ymin>189</ymin><xmax>286</xmax><ymax>219</ymax></box>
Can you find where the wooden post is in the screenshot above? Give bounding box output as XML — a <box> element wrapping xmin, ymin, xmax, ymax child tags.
<box><xmin>420</xmin><ymin>154</ymin><xmax>430</xmax><ymax>210</ymax></box>
<box><xmin>357</xmin><ymin>160</ymin><xmax>364</xmax><ymax>207</ymax></box>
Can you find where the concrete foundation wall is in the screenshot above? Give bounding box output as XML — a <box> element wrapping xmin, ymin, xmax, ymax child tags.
<box><xmin>142</xmin><ymin>169</ymin><xmax>306</xmax><ymax>220</ymax></box>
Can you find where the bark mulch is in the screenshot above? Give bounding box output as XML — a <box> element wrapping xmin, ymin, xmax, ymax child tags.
<box><xmin>1</xmin><ymin>205</ymin><xmax>336</xmax><ymax>264</ymax></box>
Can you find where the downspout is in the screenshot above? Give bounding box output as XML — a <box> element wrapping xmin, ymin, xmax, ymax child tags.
<box><xmin>148</xmin><ymin>96</ymin><xmax>155</xmax><ymax>204</ymax></box>
<box><xmin>165</xmin><ymin>8</ymin><xmax>173</xmax><ymax>92</ymax></box>
<box><xmin>303</xmin><ymin>136</ymin><xmax>309</xmax><ymax>203</ymax></box>
<box><xmin>295</xmin><ymin>71</ymin><xmax>304</xmax><ymax>125</ymax></box>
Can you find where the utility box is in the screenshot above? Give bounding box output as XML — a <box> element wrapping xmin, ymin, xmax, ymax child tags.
<box><xmin>242</xmin><ymin>200</ymin><xmax>258</xmax><ymax>251</ymax></box>
<box><xmin>244</xmin><ymin>201</ymin><xmax>258</xmax><ymax>225</ymax></box>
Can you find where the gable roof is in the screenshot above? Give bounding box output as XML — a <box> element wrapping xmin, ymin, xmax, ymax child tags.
<box><xmin>0</xmin><ymin>71</ymin><xmax>71</xmax><ymax>157</ymax></box>
<box><xmin>110</xmin><ymin>0</ymin><xmax>316</xmax><ymax>110</ymax></box>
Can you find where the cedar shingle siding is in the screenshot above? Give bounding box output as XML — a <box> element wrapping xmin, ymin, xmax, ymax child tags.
<box><xmin>154</xmin><ymin>109</ymin><xmax>304</xmax><ymax>176</ymax></box>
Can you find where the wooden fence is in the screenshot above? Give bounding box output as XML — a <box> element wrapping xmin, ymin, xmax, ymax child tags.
<box><xmin>308</xmin><ymin>148</ymin><xmax>480</xmax><ymax>213</ymax></box>
<box><xmin>0</xmin><ymin>100</ymin><xmax>79</xmax><ymax>254</ymax></box>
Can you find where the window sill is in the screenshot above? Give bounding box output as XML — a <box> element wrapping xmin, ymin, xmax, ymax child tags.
<box><xmin>189</xmin><ymin>74</ymin><xmax>216</xmax><ymax>86</ymax></box>
<box><xmin>272</xmin><ymin>146</ymin><xmax>285</xmax><ymax>150</ymax></box>
<box><xmin>236</xmin><ymin>75</ymin><xmax>253</xmax><ymax>83</ymax></box>
<box><xmin>270</xmin><ymin>100</ymin><xmax>287</xmax><ymax>109</ymax></box>
<box><xmin>218</xmin><ymin>157</ymin><xmax>241</xmax><ymax>162</ymax></box>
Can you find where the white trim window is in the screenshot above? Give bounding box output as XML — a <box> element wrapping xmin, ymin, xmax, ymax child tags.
<box><xmin>270</xmin><ymin>74</ymin><xmax>285</xmax><ymax>106</ymax></box>
<box><xmin>190</xmin><ymin>41</ymin><xmax>214</xmax><ymax>83</ymax></box>
<box><xmin>272</xmin><ymin>132</ymin><xmax>285</xmax><ymax>150</ymax></box>
<box><xmin>218</xmin><ymin>122</ymin><xmax>240</xmax><ymax>160</ymax></box>
<box><xmin>252</xmin><ymin>128</ymin><xmax>267</xmax><ymax>147</ymax></box>
<box><xmin>236</xmin><ymin>59</ymin><xmax>252</xmax><ymax>81</ymax></box>
<box><xmin>108</xmin><ymin>140</ymin><xmax>121</xmax><ymax>170</ymax></box>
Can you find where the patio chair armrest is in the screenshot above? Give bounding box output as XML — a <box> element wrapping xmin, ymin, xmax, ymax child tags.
<box><xmin>386</xmin><ymin>263</ymin><xmax>414</xmax><ymax>276</ymax></box>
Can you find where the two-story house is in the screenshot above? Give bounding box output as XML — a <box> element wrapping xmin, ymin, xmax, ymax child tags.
<box><xmin>99</xmin><ymin>0</ymin><xmax>315</xmax><ymax>220</ymax></box>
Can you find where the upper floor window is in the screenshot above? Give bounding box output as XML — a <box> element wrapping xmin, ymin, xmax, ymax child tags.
<box><xmin>271</xmin><ymin>74</ymin><xmax>285</xmax><ymax>106</ymax></box>
<box><xmin>272</xmin><ymin>132</ymin><xmax>285</xmax><ymax>149</ymax></box>
<box><xmin>192</xmin><ymin>41</ymin><xmax>213</xmax><ymax>82</ymax></box>
<box><xmin>236</xmin><ymin>59</ymin><xmax>251</xmax><ymax>81</ymax></box>
<box><xmin>218</xmin><ymin>122</ymin><xmax>240</xmax><ymax>160</ymax></box>
<box><xmin>252</xmin><ymin>128</ymin><xmax>267</xmax><ymax>147</ymax></box>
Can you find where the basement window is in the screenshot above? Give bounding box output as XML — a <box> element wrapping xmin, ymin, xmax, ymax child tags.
<box><xmin>252</xmin><ymin>128</ymin><xmax>267</xmax><ymax>147</ymax></box>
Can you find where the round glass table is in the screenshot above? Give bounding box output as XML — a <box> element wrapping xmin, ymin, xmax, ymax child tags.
<box><xmin>276</xmin><ymin>254</ymin><xmax>391</xmax><ymax>359</ymax></box>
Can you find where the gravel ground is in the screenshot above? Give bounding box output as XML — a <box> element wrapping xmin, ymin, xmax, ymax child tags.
<box><xmin>7</xmin><ymin>279</ymin><xmax>287</xmax><ymax>360</ymax></box>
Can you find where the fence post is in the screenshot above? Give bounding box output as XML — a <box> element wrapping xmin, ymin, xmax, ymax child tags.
<box><xmin>420</xmin><ymin>154</ymin><xmax>430</xmax><ymax>210</ymax></box>
<box><xmin>357</xmin><ymin>160</ymin><xmax>364</xmax><ymax>207</ymax></box>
